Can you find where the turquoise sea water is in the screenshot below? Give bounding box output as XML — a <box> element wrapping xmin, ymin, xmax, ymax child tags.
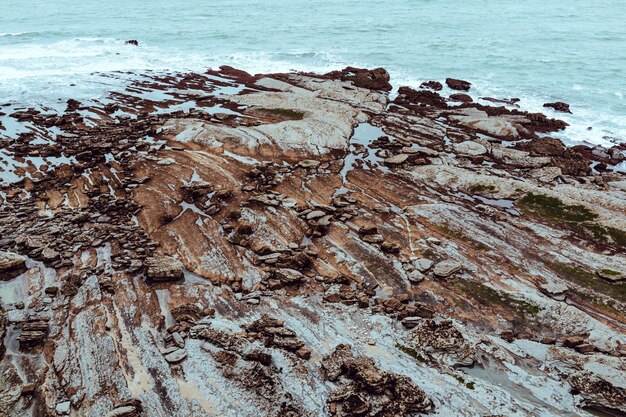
<box><xmin>1</xmin><ymin>0</ymin><xmax>625</xmax><ymax>146</ymax></box>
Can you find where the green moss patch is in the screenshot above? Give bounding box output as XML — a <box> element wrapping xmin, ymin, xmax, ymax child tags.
<box><xmin>517</xmin><ymin>193</ymin><xmax>597</xmax><ymax>223</ymax></box>
<box><xmin>257</xmin><ymin>108</ymin><xmax>305</xmax><ymax>120</ymax></box>
<box><xmin>545</xmin><ymin>261</ymin><xmax>626</xmax><ymax>303</ymax></box>
<box><xmin>396</xmin><ymin>344</ymin><xmax>427</xmax><ymax>363</ymax></box>
<box><xmin>601</xmin><ymin>269</ymin><xmax>624</xmax><ymax>276</ymax></box>
<box><xmin>452</xmin><ymin>374</ymin><xmax>476</xmax><ymax>390</ymax></box>
<box><xmin>453</xmin><ymin>281</ymin><xmax>541</xmax><ymax>316</ymax></box>
<box><xmin>518</xmin><ymin>193</ymin><xmax>625</xmax><ymax>248</ymax></box>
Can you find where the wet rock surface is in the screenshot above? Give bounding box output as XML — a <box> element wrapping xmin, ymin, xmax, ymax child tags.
<box><xmin>0</xmin><ymin>66</ymin><xmax>625</xmax><ymax>417</ymax></box>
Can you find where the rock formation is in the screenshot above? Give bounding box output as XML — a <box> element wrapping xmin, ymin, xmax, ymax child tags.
<box><xmin>0</xmin><ymin>66</ymin><xmax>625</xmax><ymax>417</ymax></box>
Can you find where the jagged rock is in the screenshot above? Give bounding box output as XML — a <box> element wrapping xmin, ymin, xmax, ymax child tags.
<box><xmin>420</xmin><ymin>80</ymin><xmax>443</xmax><ymax>91</ymax></box>
<box><xmin>327</xmin><ymin>67</ymin><xmax>392</xmax><ymax>91</ymax></box>
<box><xmin>145</xmin><ymin>255</ymin><xmax>184</xmax><ymax>281</ymax></box>
<box><xmin>274</xmin><ymin>268</ymin><xmax>305</xmax><ymax>284</ymax></box>
<box><xmin>543</xmin><ymin>101</ymin><xmax>571</xmax><ymax>113</ymax></box>
<box><xmin>322</xmin><ymin>344</ymin><xmax>433</xmax><ymax>416</ymax></box>
<box><xmin>432</xmin><ymin>260</ymin><xmax>463</xmax><ymax>277</ymax></box>
<box><xmin>103</xmin><ymin>399</ymin><xmax>142</xmax><ymax>417</ymax></box>
<box><xmin>568</xmin><ymin>372</ymin><xmax>626</xmax><ymax>414</ymax></box>
<box><xmin>446</xmin><ymin>78</ymin><xmax>472</xmax><ymax>91</ymax></box>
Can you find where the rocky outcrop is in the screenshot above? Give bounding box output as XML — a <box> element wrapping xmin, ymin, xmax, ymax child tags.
<box><xmin>0</xmin><ymin>65</ymin><xmax>624</xmax><ymax>417</ymax></box>
<box><xmin>322</xmin><ymin>344</ymin><xmax>433</xmax><ymax>416</ymax></box>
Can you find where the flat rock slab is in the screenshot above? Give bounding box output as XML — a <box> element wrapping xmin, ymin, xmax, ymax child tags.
<box><xmin>433</xmin><ymin>260</ymin><xmax>463</xmax><ymax>278</ymax></box>
<box><xmin>145</xmin><ymin>255</ymin><xmax>184</xmax><ymax>281</ymax></box>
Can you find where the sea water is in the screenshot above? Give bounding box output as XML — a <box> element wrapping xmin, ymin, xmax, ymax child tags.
<box><xmin>1</xmin><ymin>0</ymin><xmax>625</xmax><ymax>146</ymax></box>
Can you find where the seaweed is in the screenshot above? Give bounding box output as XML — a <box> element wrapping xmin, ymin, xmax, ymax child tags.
<box><xmin>396</xmin><ymin>344</ymin><xmax>427</xmax><ymax>363</ymax></box>
<box><xmin>517</xmin><ymin>193</ymin><xmax>597</xmax><ymax>223</ymax></box>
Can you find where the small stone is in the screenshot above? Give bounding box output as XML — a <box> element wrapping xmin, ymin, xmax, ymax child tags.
<box><xmin>407</xmin><ymin>270</ymin><xmax>425</xmax><ymax>283</ymax></box>
<box><xmin>55</xmin><ymin>400</ymin><xmax>71</xmax><ymax>415</ymax></box>
<box><xmin>306</xmin><ymin>210</ymin><xmax>326</xmax><ymax>220</ymax></box>
<box><xmin>157</xmin><ymin>157</ymin><xmax>176</xmax><ymax>166</ymax></box>
<box><xmin>0</xmin><ymin>251</ymin><xmax>26</xmax><ymax>273</ymax></box>
<box><xmin>453</xmin><ymin>141</ymin><xmax>487</xmax><ymax>156</ymax></box>
<box><xmin>414</xmin><ymin>258</ymin><xmax>433</xmax><ymax>272</ymax></box>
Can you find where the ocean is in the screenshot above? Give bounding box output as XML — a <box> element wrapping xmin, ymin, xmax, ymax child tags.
<box><xmin>1</xmin><ymin>0</ymin><xmax>625</xmax><ymax>147</ymax></box>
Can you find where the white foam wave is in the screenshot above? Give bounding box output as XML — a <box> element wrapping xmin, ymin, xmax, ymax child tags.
<box><xmin>0</xmin><ymin>37</ymin><xmax>623</xmax><ymax>147</ymax></box>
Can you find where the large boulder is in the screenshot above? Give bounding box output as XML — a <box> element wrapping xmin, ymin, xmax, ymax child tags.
<box><xmin>446</xmin><ymin>78</ymin><xmax>472</xmax><ymax>91</ymax></box>
<box><xmin>327</xmin><ymin>67</ymin><xmax>392</xmax><ymax>91</ymax></box>
<box><xmin>543</xmin><ymin>101</ymin><xmax>571</xmax><ymax>113</ymax></box>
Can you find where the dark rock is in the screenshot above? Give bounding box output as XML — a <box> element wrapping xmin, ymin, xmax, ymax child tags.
<box><xmin>544</xmin><ymin>101</ymin><xmax>571</xmax><ymax>114</ymax></box>
<box><xmin>446</xmin><ymin>78</ymin><xmax>472</xmax><ymax>91</ymax></box>
<box><xmin>420</xmin><ymin>81</ymin><xmax>443</xmax><ymax>91</ymax></box>
<box><xmin>125</xmin><ymin>40</ymin><xmax>139</xmax><ymax>46</ymax></box>
<box><xmin>326</xmin><ymin>67</ymin><xmax>392</xmax><ymax>92</ymax></box>
<box><xmin>449</xmin><ymin>93</ymin><xmax>473</xmax><ymax>103</ymax></box>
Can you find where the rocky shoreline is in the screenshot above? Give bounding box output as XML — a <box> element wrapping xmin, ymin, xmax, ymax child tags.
<box><xmin>0</xmin><ymin>66</ymin><xmax>625</xmax><ymax>416</ymax></box>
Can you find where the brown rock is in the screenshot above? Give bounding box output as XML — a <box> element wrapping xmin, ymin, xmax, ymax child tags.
<box><xmin>446</xmin><ymin>78</ymin><xmax>472</xmax><ymax>91</ymax></box>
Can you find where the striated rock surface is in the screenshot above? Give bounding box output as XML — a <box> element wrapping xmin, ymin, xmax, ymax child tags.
<box><xmin>0</xmin><ymin>66</ymin><xmax>625</xmax><ymax>417</ymax></box>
